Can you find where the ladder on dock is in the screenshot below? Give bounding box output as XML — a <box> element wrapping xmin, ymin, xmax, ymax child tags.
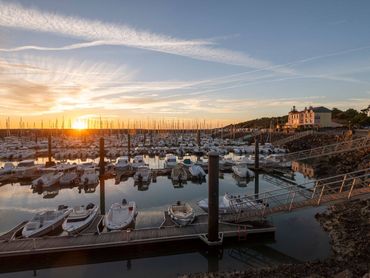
<box><xmin>223</xmin><ymin>168</ymin><xmax>370</xmax><ymax>223</ymax></box>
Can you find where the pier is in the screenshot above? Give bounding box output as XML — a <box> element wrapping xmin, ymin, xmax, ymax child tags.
<box><xmin>0</xmin><ymin>212</ymin><xmax>275</xmax><ymax>272</ymax></box>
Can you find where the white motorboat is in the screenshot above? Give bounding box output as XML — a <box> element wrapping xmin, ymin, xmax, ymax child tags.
<box><xmin>0</xmin><ymin>162</ymin><xmax>15</xmax><ymax>175</ymax></box>
<box><xmin>32</xmin><ymin>172</ymin><xmax>63</xmax><ymax>188</ymax></box>
<box><xmin>168</xmin><ymin>201</ymin><xmax>195</xmax><ymax>226</ymax></box>
<box><xmin>22</xmin><ymin>206</ymin><xmax>72</xmax><ymax>238</ymax></box>
<box><xmin>115</xmin><ymin>156</ymin><xmax>131</xmax><ymax>171</ymax></box>
<box><xmin>14</xmin><ymin>160</ymin><xmax>40</xmax><ymax>179</ymax></box>
<box><xmin>131</xmin><ymin>155</ymin><xmax>146</xmax><ymax>169</ymax></box>
<box><xmin>238</xmin><ymin>154</ymin><xmax>267</xmax><ymax>166</ymax></box>
<box><xmin>60</xmin><ymin>171</ymin><xmax>79</xmax><ymax>186</ymax></box>
<box><xmin>62</xmin><ymin>203</ymin><xmax>99</xmax><ymax>234</ymax></box>
<box><xmin>189</xmin><ymin>165</ymin><xmax>206</xmax><ymax>179</ymax></box>
<box><xmin>171</xmin><ymin>164</ymin><xmax>188</xmax><ymax>182</ymax></box>
<box><xmin>164</xmin><ymin>154</ymin><xmax>177</xmax><ymax>169</ymax></box>
<box><xmin>105</xmin><ymin>199</ymin><xmax>137</xmax><ymax>231</ymax></box>
<box><xmin>80</xmin><ymin>168</ymin><xmax>99</xmax><ymax>185</ymax></box>
<box><xmin>198</xmin><ymin>193</ymin><xmax>264</xmax><ymax>214</ymax></box>
<box><xmin>232</xmin><ymin>165</ymin><xmax>255</xmax><ymax>178</ymax></box>
<box><xmin>133</xmin><ymin>166</ymin><xmax>151</xmax><ymax>183</ymax></box>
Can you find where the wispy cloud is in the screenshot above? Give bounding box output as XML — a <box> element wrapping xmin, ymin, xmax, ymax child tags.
<box><xmin>0</xmin><ymin>2</ymin><xmax>290</xmax><ymax>71</ymax></box>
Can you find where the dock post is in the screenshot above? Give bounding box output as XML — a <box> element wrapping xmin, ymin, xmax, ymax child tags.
<box><xmin>255</xmin><ymin>138</ymin><xmax>259</xmax><ymax>170</ymax></box>
<box><xmin>127</xmin><ymin>133</ymin><xmax>131</xmax><ymax>159</ymax></box>
<box><xmin>48</xmin><ymin>134</ymin><xmax>52</xmax><ymax>162</ymax></box>
<box><xmin>254</xmin><ymin>172</ymin><xmax>259</xmax><ymax>200</ymax></box>
<box><xmin>99</xmin><ymin>137</ymin><xmax>105</xmax><ymax>176</ymax></box>
<box><xmin>197</xmin><ymin>130</ymin><xmax>201</xmax><ymax>146</ymax></box>
<box><xmin>208</xmin><ymin>151</ymin><xmax>219</xmax><ymax>243</ymax></box>
<box><xmin>99</xmin><ymin>137</ymin><xmax>105</xmax><ymax>215</ymax></box>
<box><xmin>45</xmin><ymin>134</ymin><xmax>55</xmax><ymax>167</ymax></box>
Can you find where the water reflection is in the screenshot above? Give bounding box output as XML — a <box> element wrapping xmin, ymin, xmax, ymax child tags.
<box><xmin>0</xmin><ymin>156</ymin><xmax>331</xmax><ymax>277</ymax></box>
<box><xmin>291</xmin><ymin>161</ymin><xmax>316</xmax><ymax>178</ymax></box>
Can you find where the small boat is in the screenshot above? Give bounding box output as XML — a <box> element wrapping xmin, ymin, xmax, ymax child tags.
<box><xmin>182</xmin><ymin>158</ymin><xmax>193</xmax><ymax>167</ymax></box>
<box><xmin>22</xmin><ymin>206</ymin><xmax>71</xmax><ymax>238</ymax></box>
<box><xmin>171</xmin><ymin>164</ymin><xmax>187</xmax><ymax>182</ymax></box>
<box><xmin>133</xmin><ymin>166</ymin><xmax>151</xmax><ymax>183</ymax></box>
<box><xmin>0</xmin><ymin>162</ymin><xmax>15</xmax><ymax>175</ymax></box>
<box><xmin>164</xmin><ymin>154</ymin><xmax>177</xmax><ymax>169</ymax></box>
<box><xmin>62</xmin><ymin>203</ymin><xmax>99</xmax><ymax>234</ymax></box>
<box><xmin>168</xmin><ymin>201</ymin><xmax>195</xmax><ymax>226</ymax></box>
<box><xmin>60</xmin><ymin>171</ymin><xmax>79</xmax><ymax>186</ymax></box>
<box><xmin>198</xmin><ymin>193</ymin><xmax>264</xmax><ymax>214</ymax></box>
<box><xmin>32</xmin><ymin>172</ymin><xmax>63</xmax><ymax>188</ymax></box>
<box><xmin>232</xmin><ymin>165</ymin><xmax>255</xmax><ymax>178</ymax></box>
<box><xmin>115</xmin><ymin>156</ymin><xmax>131</xmax><ymax>171</ymax></box>
<box><xmin>15</xmin><ymin>160</ymin><xmax>40</xmax><ymax>179</ymax></box>
<box><xmin>131</xmin><ymin>155</ymin><xmax>146</xmax><ymax>169</ymax></box>
<box><xmin>80</xmin><ymin>168</ymin><xmax>99</xmax><ymax>185</ymax></box>
<box><xmin>105</xmin><ymin>199</ymin><xmax>137</xmax><ymax>231</ymax></box>
<box><xmin>189</xmin><ymin>165</ymin><xmax>206</xmax><ymax>179</ymax></box>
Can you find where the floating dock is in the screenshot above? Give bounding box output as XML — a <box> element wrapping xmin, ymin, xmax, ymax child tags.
<box><xmin>0</xmin><ymin>213</ymin><xmax>275</xmax><ymax>263</ymax></box>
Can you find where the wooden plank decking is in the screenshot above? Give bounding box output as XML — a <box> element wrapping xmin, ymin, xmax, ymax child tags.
<box><xmin>0</xmin><ymin>221</ymin><xmax>275</xmax><ymax>257</ymax></box>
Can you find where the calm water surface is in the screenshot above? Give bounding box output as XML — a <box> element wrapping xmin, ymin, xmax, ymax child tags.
<box><xmin>0</xmin><ymin>156</ymin><xmax>330</xmax><ymax>277</ymax></box>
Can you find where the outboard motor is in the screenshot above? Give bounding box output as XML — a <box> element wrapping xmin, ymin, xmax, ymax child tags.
<box><xmin>122</xmin><ymin>198</ymin><xmax>127</xmax><ymax>205</ymax></box>
<box><xmin>58</xmin><ymin>205</ymin><xmax>68</xmax><ymax>210</ymax></box>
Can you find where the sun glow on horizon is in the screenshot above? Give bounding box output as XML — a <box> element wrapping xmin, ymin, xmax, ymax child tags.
<box><xmin>72</xmin><ymin>119</ymin><xmax>87</xmax><ymax>130</ymax></box>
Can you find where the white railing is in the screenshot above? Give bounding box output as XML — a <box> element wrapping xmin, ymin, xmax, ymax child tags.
<box><xmin>225</xmin><ymin>168</ymin><xmax>370</xmax><ymax>222</ymax></box>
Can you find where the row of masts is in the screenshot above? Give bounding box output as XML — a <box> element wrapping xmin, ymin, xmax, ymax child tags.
<box><xmin>0</xmin><ymin>117</ymin><xmax>235</xmax><ymax>130</ymax></box>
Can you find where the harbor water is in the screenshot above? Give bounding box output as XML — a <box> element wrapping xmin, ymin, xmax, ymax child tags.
<box><xmin>0</xmin><ymin>156</ymin><xmax>331</xmax><ymax>277</ymax></box>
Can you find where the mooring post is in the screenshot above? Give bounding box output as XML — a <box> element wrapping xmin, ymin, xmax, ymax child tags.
<box><xmin>254</xmin><ymin>173</ymin><xmax>259</xmax><ymax>199</ymax></box>
<box><xmin>207</xmin><ymin>248</ymin><xmax>220</xmax><ymax>273</ymax></box>
<box><xmin>255</xmin><ymin>138</ymin><xmax>259</xmax><ymax>170</ymax></box>
<box><xmin>127</xmin><ymin>133</ymin><xmax>131</xmax><ymax>159</ymax></box>
<box><xmin>99</xmin><ymin>137</ymin><xmax>105</xmax><ymax>176</ymax></box>
<box><xmin>99</xmin><ymin>137</ymin><xmax>105</xmax><ymax>215</ymax></box>
<box><xmin>208</xmin><ymin>151</ymin><xmax>219</xmax><ymax>242</ymax></box>
<box><xmin>197</xmin><ymin>130</ymin><xmax>201</xmax><ymax>146</ymax></box>
<box><xmin>48</xmin><ymin>134</ymin><xmax>52</xmax><ymax>163</ymax></box>
<box><xmin>45</xmin><ymin>134</ymin><xmax>55</xmax><ymax>167</ymax></box>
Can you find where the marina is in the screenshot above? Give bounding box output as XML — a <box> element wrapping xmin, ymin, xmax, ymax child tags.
<box><xmin>0</xmin><ymin>129</ymin><xmax>368</xmax><ymax>276</ymax></box>
<box><xmin>1</xmin><ymin>1</ymin><xmax>370</xmax><ymax>276</ymax></box>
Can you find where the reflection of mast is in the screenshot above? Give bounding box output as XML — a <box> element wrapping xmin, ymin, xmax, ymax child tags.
<box><xmin>100</xmin><ymin>177</ymin><xmax>105</xmax><ymax>215</ymax></box>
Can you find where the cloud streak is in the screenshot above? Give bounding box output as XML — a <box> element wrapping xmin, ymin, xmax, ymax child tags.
<box><xmin>0</xmin><ymin>2</ymin><xmax>288</xmax><ymax>70</ymax></box>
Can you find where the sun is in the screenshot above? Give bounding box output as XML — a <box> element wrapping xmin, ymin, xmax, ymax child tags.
<box><xmin>72</xmin><ymin>119</ymin><xmax>87</xmax><ymax>129</ymax></box>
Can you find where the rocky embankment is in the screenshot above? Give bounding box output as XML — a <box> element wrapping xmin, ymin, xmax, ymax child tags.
<box><xmin>285</xmin><ymin>133</ymin><xmax>369</xmax><ymax>178</ymax></box>
<box><xmin>179</xmin><ymin>200</ymin><xmax>370</xmax><ymax>278</ymax></box>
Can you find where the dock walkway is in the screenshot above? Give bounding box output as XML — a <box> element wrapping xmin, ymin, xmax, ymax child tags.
<box><xmin>0</xmin><ymin>220</ymin><xmax>275</xmax><ymax>257</ymax></box>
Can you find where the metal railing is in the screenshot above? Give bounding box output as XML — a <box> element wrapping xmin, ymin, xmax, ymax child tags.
<box><xmin>272</xmin><ymin>130</ymin><xmax>315</xmax><ymax>147</ymax></box>
<box><xmin>224</xmin><ymin>168</ymin><xmax>370</xmax><ymax>223</ymax></box>
<box><xmin>276</xmin><ymin>136</ymin><xmax>369</xmax><ymax>163</ymax></box>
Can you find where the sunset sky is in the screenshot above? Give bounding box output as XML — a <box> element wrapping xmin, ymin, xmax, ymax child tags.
<box><xmin>0</xmin><ymin>0</ymin><xmax>369</xmax><ymax>128</ymax></box>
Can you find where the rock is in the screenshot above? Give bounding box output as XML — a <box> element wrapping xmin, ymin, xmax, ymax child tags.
<box><xmin>334</xmin><ymin>269</ymin><xmax>353</xmax><ymax>278</ymax></box>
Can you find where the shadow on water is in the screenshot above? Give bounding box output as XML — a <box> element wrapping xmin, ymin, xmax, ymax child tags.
<box><xmin>0</xmin><ymin>233</ymin><xmax>303</xmax><ymax>276</ymax></box>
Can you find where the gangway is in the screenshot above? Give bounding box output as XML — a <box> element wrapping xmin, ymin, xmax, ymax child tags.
<box><xmin>272</xmin><ymin>130</ymin><xmax>315</xmax><ymax>147</ymax></box>
<box><xmin>223</xmin><ymin>168</ymin><xmax>370</xmax><ymax>223</ymax></box>
<box><xmin>275</xmin><ymin>136</ymin><xmax>369</xmax><ymax>163</ymax></box>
